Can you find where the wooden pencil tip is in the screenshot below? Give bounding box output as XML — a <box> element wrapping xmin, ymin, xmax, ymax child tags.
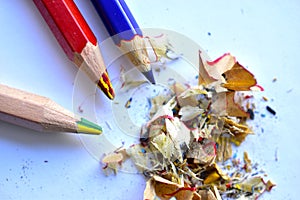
<box><xmin>76</xmin><ymin>118</ymin><xmax>102</xmax><ymax>135</ymax></box>
<box><xmin>98</xmin><ymin>71</ymin><xmax>115</xmax><ymax>100</ymax></box>
<box><xmin>142</xmin><ymin>70</ymin><xmax>156</xmax><ymax>84</ymax></box>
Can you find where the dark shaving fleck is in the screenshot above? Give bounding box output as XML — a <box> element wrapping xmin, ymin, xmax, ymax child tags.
<box><xmin>125</xmin><ymin>97</ymin><xmax>133</xmax><ymax>108</ymax></box>
<box><xmin>247</xmin><ymin>108</ymin><xmax>255</xmax><ymax>120</ymax></box>
<box><xmin>266</xmin><ymin>106</ymin><xmax>276</xmax><ymax>115</ymax></box>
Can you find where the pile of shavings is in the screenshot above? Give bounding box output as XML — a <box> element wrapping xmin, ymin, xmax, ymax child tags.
<box><xmin>102</xmin><ymin>52</ymin><xmax>275</xmax><ymax>200</ymax></box>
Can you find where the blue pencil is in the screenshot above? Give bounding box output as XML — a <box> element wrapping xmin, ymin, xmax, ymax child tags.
<box><xmin>91</xmin><ymin>0</ymin><xmax>155</xmax><ymax>84</ymax></box>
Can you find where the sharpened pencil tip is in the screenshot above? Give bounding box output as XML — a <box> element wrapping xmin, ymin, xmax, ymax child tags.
<box><xmin>98</xmin><ymin>71</ymin><xmax>115</xmax><ymax>100</ymax></box>
<box><xmin>76</xmin><ymin>118</ymin><xmax>102</xmax><ymax>135</ymax></box>
<box><xmin>142</xmin><ymin>70</ymin><xmax>156</xmax><ymax>84</ymax></box>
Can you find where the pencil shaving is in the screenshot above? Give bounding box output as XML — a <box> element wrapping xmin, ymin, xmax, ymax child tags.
<box><xmin>101</xmin><ymin>52</ymin><xmax>275</xmax><ymax>199</ymax></box>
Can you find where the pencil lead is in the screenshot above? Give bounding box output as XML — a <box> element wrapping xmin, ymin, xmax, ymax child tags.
<box><xmin>98</xmin><ymin>71</ymin><xmax>115</xmax><ymax>100</ymax></box>
<box><xmin>76</xmin><ymin>118</ymin><xmax>103</xmax><ymax>135</ymax></box>
<box><xmin>142</xmin><ymin>70</ymin><xmax>156</xmax><ymax>84</ymax></box>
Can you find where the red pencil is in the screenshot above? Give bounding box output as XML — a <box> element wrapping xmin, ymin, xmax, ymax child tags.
<box><xmin>33</xmin><ymin>0</ymin><xmax>115</xmax><ymax>99</ymax></box>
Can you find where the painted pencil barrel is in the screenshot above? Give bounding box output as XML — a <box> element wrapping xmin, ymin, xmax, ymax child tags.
<box><xmin>91</xmin><ymin>0</ymin><xmax>143</xmax><ymax>45</ymax></box>
<box><xmin>33</xmin><ymin>0</ymin><xmax>97</xmax><ymax>61</ymax></box>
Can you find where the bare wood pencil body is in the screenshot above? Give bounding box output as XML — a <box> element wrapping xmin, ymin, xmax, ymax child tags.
<box><xmin>0</xmin><ymin>84</ymin><xmax>102</xmax><ymax>134</ymax></box>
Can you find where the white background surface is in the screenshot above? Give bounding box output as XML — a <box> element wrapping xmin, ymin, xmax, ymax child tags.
<box><xmin>0</xmin><ymin>0</ymin><xmax>299</xmax><ymax>199</ymax></box>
